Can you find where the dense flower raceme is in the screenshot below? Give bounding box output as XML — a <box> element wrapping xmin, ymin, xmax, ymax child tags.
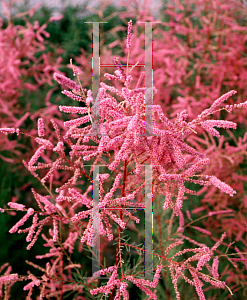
<box><xmin>184</xmin><ymin>129</ymin><xmax>247</xmax><ymax>293</ymax></box>
<box><xmin>73</xmin><ymin>0</ymin><xmax>247</xmax><ymax>126</ymax></box>
<box><xmin>1</xmin><ymin>19</ymin><xmax>247</xmax><ymax>300</ymax></box>
<box><xmin>82</xmin><ymin>3</ymin><xmax>247</xmax><ymax>294</ymax></box>
<box><xmin>65</xmin><ymin>0</ymin><xmax>247</xmax><ymax>244</ymax></box>
<box><xmin>89</xmin><ymin>264</ymin><xmax>163</xmax><ymax>299</ymax></box>
<box><xmin>0</xmin><ymin>2</ymin><xmax>64</xmax><ymax>164</ymax></box>
<box><xmin>1</xmin><ymin>58</ymin><xmax>247</xmax><ymax>298</ymax></box>
<box><xmin>72</xmin><ymin>3</ymin><xmax>247</xmax><ymax>295</ymax></box>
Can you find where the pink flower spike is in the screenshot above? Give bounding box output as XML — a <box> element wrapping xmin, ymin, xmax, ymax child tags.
<box><xmin>53</xmin><ymin>141</ymin><xmax>64</xmax><ymax>153</ymax></box>
<box><xmin>211</xmin><ymin>90</ymin><xmax>237</xmax><ymax>109</ymax></box>
<box><xmin>61</xmin><ymin>90</ymin><xmax>84</xmax><ymax>102</ymax></box>
<box><xmin>189</xmin><ymin>269</ymin><xmax>206</xmax><ymax>300</ymax></box>
<box><xmin>209</xmin><ymin>176</ymin><xmax>236</xmax><ymax>196</ymax></box>
<box><xmin>230</xmin><ymin>258</ymin><xmax>247</xmax><ymax>262</ymax></box>
<box><xmin>211</xmin><ymin>232</ymin><xmax>227</xmax><ymax>251</ymax></box>
<box><xmin>28</xmin><ymin>145</ymin><xmax>46</xmax><ymax>168</ymax></box>
<box><xmin>165</xmin><ymin>240</ymin><xmax>183</xmax><ymax>256</ymax></box>
<box><xmin>53</xmin><ymin>219</ymin><xmax>59</xmax><ymax>242</ymax></box>
<box><xmin>9</xmin><ymin>208</ymin><xmax>34</xmax><ymax>234</ymax></box>
<box><xmin>26</xmin><ymin>213</ymin><xmax>38</xmax><ymax>242</ymax></box>
<box><xmin>202</xmin><ymin>120</ymin><xmax>237</xmax><ymax>130</ymax></box>
<box><xmin>86</xmin><ymin>90</ymin><xmax>93</xmax><ymax>106</ymax></box>
<box><xmin>212</xmin><ymin>256</ymin><xmax>219</xmax><ymax>280</ymax></box>
<box><xmin>0</xmin><ymin>127</ymin><xmax>19</xmax><ymax>135</ymax></box>
<box><xmin>37</xmin><ymin>118</ymin><xmax>45</xmax><ymax>137</ymax></box>
<box><xmin>53</xmin><ymin>73</ymin><xmax>80</xmax><ymax>92</ymax></box>
<box><xmin>234</xmin><ymin>246</ymin><xmax>247</xmax><ymax>269</ymax></box>
<box><xmin>64</xmin><ymin>115</ymin><xmax>91</xmax><ymax>128</ymax></box>
<box><xmin>0</xmin><ymin>273</ymin><xmax>19</xmax><ymax>283</ymax></box>
<box><xmin>126</xmin><ymin>20</ymin><xmax>132</xmax><ymax>49</ymax></box>
<box><xmin>7</xmin><ymin>202</ymin><xmax>26</xmax><ymax>211</ymax></box>
<box><xmin>35</xmin><ymin>137</ymin><xmax>54</xmax><ymax>149</ymax></box>
<box><xmin>208</xmin><ymin>210</ymin><xmax>233</xmax><ymax>216</ymax></box>
<box><xmin>191</xmin><ymin>226</ymin><xmax>211</xmax><ymax>236</ymax></box>
<box><xmin>49</xmin><ymin>15</ymin><xmax>63</xmax><ymax>22</ymax></box>
<box><xmin>186</xmin><ymin>210</ymin><xmax>192</xmax><ymax>220</ymax></box>
<box><xmin>23</xmin><ymin>274</ymin><xmax>40</xmax><ymax>291</ymax></box>
<box><xmin>59</xmin><ymin>105</ymin><xmax>88</xmax><ymax>114</ymax></box>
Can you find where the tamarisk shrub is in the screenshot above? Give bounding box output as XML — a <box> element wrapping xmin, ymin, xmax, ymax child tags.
<box><xmin>0</xmin><ymin>19</ymin><xmax>247</xmax><ymax>300</ymax></box>
<box><xmin>72</xmin><ymin>1</ymin><xmax>247</xmax><ymax>296</ymax></box>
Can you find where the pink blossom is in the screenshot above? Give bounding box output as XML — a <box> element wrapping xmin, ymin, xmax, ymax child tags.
<box><xmin>0</xmin><ymin>127</ymin><xmax>19</xmax><ymax>135</ymax></box>
<box><xmin>208</xmin><ymin>210</ymin><xmax>233</xmax><ymax>216</ymax></box>
<box><xmin>59</xmin><ymin>105</ymin><xmax>88</xmax><ymax>114</ymax></box>
<box><xmin>37</xmin><ymin>118</ymin><xmax>45</xmax><ymax>137</ymax></box>
<box><xmin>35</xmin><ymin>137</ymin><xmax>54</xmax><ymax>149</ymax></box>
<box><xmin>28</xmin><ymin>145</ymin><xmax>46</xmax><ymax>169</ymax></box>
<box><xmin>53</xmin><ymin>141</ymin><xmax>64</xmax><ymax>153</ymax></box>
<box><xmin>212</xmin><ymin>256</ymin><xmax>219</xmax><ymax>280</ymax></box>
<box><xmin>234</xmin><ymin>246</ymin><xmax>247</xmax><ymax>269</ymax></box>
<box><xmin>61</xmin><ymin>90</ymin><xmax>84</xmax><ymax>102</ymax></box>
<box><xmin>52</xmin><ymin>219</ymin><xmax>59</xmax><ymax>242</ymax></box>
<box><xmin>191</xmin><ymin>226</ymin><xmax>211</xmax><ymax>236</ymax></box>
<box><xmin>64</xmin><ymin>115</ymin><xmax>91</xmax><ymax>128</ymax></box>
<box><xmin>26</xmin><ymin>213</ymin><xmax>38</xmax><ymax>242</ymax></box>
<box><xmin>211</xmin><ymin>232</ymin><xmax>227</xmax><ymax>251</ymax></box>
<box><xmin>190</xmin><ymin>270</ymin><xmax>206</xmax><ymax>300</ymax></box>
<box><xmin>23</xmin><ymin>274</ymin><xmax>40</xmax><ymax>290</ymax></box>
<box><xmin>0</xmin><ymin>273</ymin><xmax>19</xmax><ymax>283</ymax></box>
<box><xmin>211</xmin><ymin>90</ymin><xmax>237</xmax><ymax>109</ymax></box>
<box><xmin>208</xmin><ymin>176</ymin><xmax>236</xmax><ymax>196</ymax></box>
<box><xmin>165</xmin><ymin>240</ymin><xmax>184</xmax><ymax>256</ymax></box>
<box><xmin>86</xmin><ymin>90</ymin><xmax>93</xmax><ymax>106</ymax></box>
<box><xmin>49</xmin><ymin>15</ymin><xmax>63</xmax><ymax>22</ymax></box>
<box><xmin>53</xmin><ymin>73</ymin><xmax>80</xmax><ymax>92</ymax></box>
<box><xmin>9</xmin><ymin>208</ymin><xmax>34</xmax><ymax>234</ymax></box>
<box><xmin>2</xmin><ymin>9</ymin><xmax>247</xmax><ymax>299</ymax></box>
<box><xmin>7</xmin><ymin>202</ymin><xmax>25</xmax><ymax>211</ymax></box>
<box><xmin>126</xmin><ymin>20</ymin><xmax>132</xmax><ymax>49</ymax></box>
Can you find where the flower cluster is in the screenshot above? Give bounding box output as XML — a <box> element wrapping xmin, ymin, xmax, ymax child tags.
<box><xmin>1</xmin><ymin>11</ymin><xmax>247</xmax><ymax>300</ymax></box>
<box><xmin>90</xmin><ymin>264</ymin><xmax>163</xmax><ymax>300</ymax></box>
